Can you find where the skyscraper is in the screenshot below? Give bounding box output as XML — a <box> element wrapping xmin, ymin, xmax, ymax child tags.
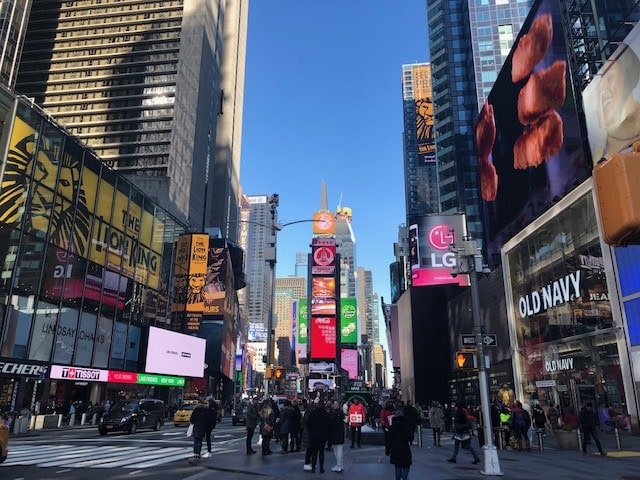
<box><xmin>427</xmin><ymin>1</ymin><xmax>532</xmax><ymax>250</ymax></box>
<box><xmin>335</xmin><ymin>206</ymin><xmax>356</xmax><ymax>298</ymax></box>
<box><xmin>15</xmin><ymin>0</ymin><xmax>248</xmax><ymax>233</ymax></box>
<box><xmin>274</xmin><ymin>276</ymin><xmax>305</xmax><ymax>367</ymax></box>
<box><xmin>402</xmin><ymin>63</ymin><xmax>439</xmax><ymax>217</ymax></box>
<box><xmin>0</xmin><ymin>0</ymin><xmax>32</xmax><ymax>88</ymax></box>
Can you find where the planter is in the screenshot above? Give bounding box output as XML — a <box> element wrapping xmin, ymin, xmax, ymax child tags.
<box><xmin>553</xmin><ymin>429</ymin><xmax>580</xmax><ymax>450</ymax></box>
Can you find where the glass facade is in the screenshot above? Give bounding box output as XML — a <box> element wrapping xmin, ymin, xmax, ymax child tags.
<box><xmin>504</xmin><ymin>180</ymin><xmax>631</xmax><ymax>430</ymax></box>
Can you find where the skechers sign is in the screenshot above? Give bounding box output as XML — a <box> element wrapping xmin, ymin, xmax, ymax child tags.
<box><xmin>518</xmin><ymin>271</ymin><xmax>581</xmax><ymax>318</ymax></box>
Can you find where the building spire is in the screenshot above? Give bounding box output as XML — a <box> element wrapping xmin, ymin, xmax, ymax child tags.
<box><xmin>320</xmin><ymin>180</ymin><xmax>328</xmax><ymax>211</ymax></box>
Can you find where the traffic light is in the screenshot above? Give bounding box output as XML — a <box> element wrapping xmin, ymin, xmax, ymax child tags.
<box><xmin>274</xmin><ymin>367</ymin><xmax>286</xmax><ymax>380</ymax></box>
<box><xmin>594</xmin><ymin>146</ymin><xmax>640</xmax><ymax>246</ymax></box>
<box><xmin>455</xmin><ymin>351</ymin><xmax>475</xmax><ymax>370</ymax></box>
<box><xmin>265</xmin><ymin>367</ymin><xmax>274</xmax><ymax>379</ymax></box>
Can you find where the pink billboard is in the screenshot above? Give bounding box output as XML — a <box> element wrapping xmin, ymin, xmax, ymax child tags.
<box><xmin>341</xmin><ymin>348</ymin><xmax>358</xmax><ymax>380</ymax></box>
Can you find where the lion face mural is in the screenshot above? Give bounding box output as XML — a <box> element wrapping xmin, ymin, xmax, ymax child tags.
<box><xmin>0</xmin><ymin>117</ymin><xmax>91</xmax><ymax>255</ymax></box>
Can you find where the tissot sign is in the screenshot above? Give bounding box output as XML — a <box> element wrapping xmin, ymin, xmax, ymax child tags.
<box><xmin>409</xmin><ymin>214</ymin><xmax>469</xmax><ymax>287</ymax></box>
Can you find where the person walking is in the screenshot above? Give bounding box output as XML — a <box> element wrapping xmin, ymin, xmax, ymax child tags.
<box><xmin>189</xmin><ymin>397</ymin><xmax>213</xmax><ymax>461</ymax></box>
<box><xmin>388</xmin><ymin>409</ymin><xmax>413</xmax><ymax>480</ymax></box>
<box><xmin>510</xmin><ymin>401</ymin><xmax>531</xmax><ymax>451</ymax></box>
<box><xmin>203</xmin><ymin>396</ymin><xmax>218</xmax><ymax>457</ymax></box>
<box><xmin>579</xmin><ymin>403</ymin><xmax>607</xmax><ymax>456</ymax></box>
<box><xmin>328</xmin><ymin>400</ymin><xmax>345</xmax><ymax>472</ymax></box>
<box><xmin>277</xmin><ymin>399</ymin><xmax>294</xmax><ymax>453</ymax></box>
<box><xmin>259</xmin><ymin>399</ymin><xmax>276</xmax><ymax>456</ymax></box>
<box><xmin>302</xmin><ymin>399</ymin><xmax>317</xmax><ymax>471</ymax></box>
<box><xmin>348</xmin><ymin>398</ymin><xmax>366</xmax><ymax>448</ymax></box>
<box><xmin>447</xmin><ymin>403</ymin><xmax>481</xmax><ymax>465</ymax></box>
<box><xmin>306</xmin><ymin>398</ymin><xmax>330</xmax><ymax>473</ymax></box>
<box><xmin>428</xmin><ymin>401</ymin><xmax>445</xmax><ymax>446</ymax></box>
<box><xmin>547</xmin><ymin>404</ymin><xmax>560</xmax><ymax>429</ymax></box>
<box><xmin>402</xmin><ymin>401</ymin><xmax>420</xmax><ymax>444</ymax></box>
<box><xmin>244</xmin><ymin>396</ymin><xmax>259</xmax><ymax>454</ymax></box>
<box><xmin>290</xmin><ymin>399</ymin><xmax>302</xmax><ymax>453</ymax></box>
<box><xmin>381</xmin><ymin>401</ymin><xmax>396</xmax><ymax>455</ymax></box>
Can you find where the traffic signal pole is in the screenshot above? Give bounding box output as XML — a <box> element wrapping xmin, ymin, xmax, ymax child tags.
<box><xmin>455</xmin><ymin>236</ymin><xmax>504</xmax><ymax>476</ymax></box>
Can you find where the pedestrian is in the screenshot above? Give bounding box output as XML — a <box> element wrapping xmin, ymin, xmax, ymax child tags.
<box><xmin>189</xmin><ymin>397</ymin><xmax>212</xmax><ymax>461</ymax></box>
<box><xmin>381</xmin><ymin>401</ymin><xmax>396</xmax><ymax>455</ymax></box>
<box><xmin>402</xmin><ymin>401</ymin><xmax>420</xmax><ymax>443</ymax></box>
<box><xmin>328</xmin><ymin>400</ymin><xmax>345</xmax><ymax>472</ymax></box>
<box><xmin>348</xmin><ymin>398</ymin><xmax>366</xmax><ymax>448</ymax></box>
<box><xmin>428</xmin><ymin>401</ymin><xmax>445</xmax><ymax>446</ymax></box>
<box><xmin>388</xmin><ymin>409</ymin><xmax>413</xmax><ymax>480</ymax></box>
<box><xmin>277</xmin><ymin>399</ymin><xmax>293</xmax><ymax>453</ymax></box>
<box><xmin>306</xmin><ymin>397</ymin><xmax>330</xmax><ymax>473</ymax></box>
<box><xmin>443</xmin><ymin>403</ymin><xmax>453</xmax><ymax>432</ymax></box>
<box><xmin>499</xmin><ymin>405</ymin><xmax>512</xmax><ymax>448</ymax></box>
<box><xmin>244</xmin><ymin>396</ymin><xmax>259</xmax><ymax>454</ymax></box>
<box><xmin>447</xmin><ymin>403</ymin><xmax>481</xmax><ymax>465</ymax></box>
<box><xmin>547</xmin><ymin>404</ymin><xmax>560</xmax><ymax>429</ymax></box>
<box><xmin>302</xmin><ymin>399</ymin><xmax>316</xmax><ymax>470</ymax></box>
<box><xmin>204</xmin><ymin>396</ymin><xmax>218</xmax><ymax>457</ymax></box>
<box><xmin>259</xmin><ymin>400</ymin><xmax>276</xmax><ymax>456</ymax></box>
<box><xmin>579</xmin><ymin>403</ymin><xmax>607</xmax><ymax>457</ymax></box>
<box><xmin>290</xmin><ymin>399</ymin><xmax>302</xmax><ymax>453</ymax></box>
<box><xmin>510</xmin><ymin>401</ymin><xmax>531</xmax><ymax>451</ymax></box>
<box><xmin>531</xmin><ymin>404</ymin><xmax>547</xmax><ymax>433</ymax></box>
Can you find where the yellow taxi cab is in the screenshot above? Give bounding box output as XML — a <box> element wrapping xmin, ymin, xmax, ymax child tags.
<box><xmin>173</xmin><ymin>400</ymin><xmax>198</xmax><ymax>427</ymax></box>
<box><xmin>0</xmin><ymin>419</ymin><xmax>8</xmax><ymax>463</ymax></box>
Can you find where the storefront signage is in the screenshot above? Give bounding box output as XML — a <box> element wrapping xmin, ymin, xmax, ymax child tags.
<box><xmin>137</xmin><ymin>373</ymin><xmax>185</xmax><ymax>386</ymax></box>
<box><xmin>50</xmin><ymin>365</ymin><xmax>109</xmax><ymax>382</ymax></box>
<box><xmin>535</xmin><ymin>379</ymin><xmax>557</xmax><ymax>387</ymax></box>
<box><xmin>518</xmin><ymin>271</ymin><xmax>581</xmax><ymax>318</ymax></box>
<box><xmin>544</xmin><ymin>357</ymin><xmax>574</xmax><ymax>372</ymax></box>
<box><xmin>50</xmin><ymin>365</ymin><xmax>185</xmax><ymax>386</ymax></box>
<box><xmin>0</xmin><ymin>360</ymin><xmax>48</xmax><ymax>377</ymax></box>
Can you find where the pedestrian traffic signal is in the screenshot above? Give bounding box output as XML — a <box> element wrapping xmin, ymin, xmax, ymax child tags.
<box><xmin>456</xmin><ymin>351</ymin><xmax>475</xmax><ymax>370</ymax></box>
<box><xmin>274</xmin><ymin>367</ymin><xmax>286</xmax><ymax>379</ymax></box>
<box><xmin>265</xmin><ymin>367</ymin><xmax>274</xmax><ymax>379</ymax></box>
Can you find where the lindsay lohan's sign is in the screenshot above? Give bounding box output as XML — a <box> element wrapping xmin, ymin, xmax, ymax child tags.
<box><xmin>518</xmin><ymin>271</ymin><xmax>581</xmax><ymax>318</ymax></box>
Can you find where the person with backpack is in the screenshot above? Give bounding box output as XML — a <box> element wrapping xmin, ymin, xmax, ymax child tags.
<box><xmin>446</xmin><ymin>403</ymin><xmax>481</xmax><ymax>465</ymax></box>
<box><xmin>510</xmin><ymin>401</ymin><xmax>531</xmax><ymax>451</ymax></box>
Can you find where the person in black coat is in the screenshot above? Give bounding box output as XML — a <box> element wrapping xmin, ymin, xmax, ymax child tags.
<box><xmin>328</xmin><ymin>400</ymin><xmax>345</xmax><ymax>472</ymax></box>
<box><xmin>277</xmin><ymin>399</ymin><xmax>294</xmax><ymax>453</ymax></box>
<box><xmin>205</xmin><ymin>396</ymin><xmax>218</xmax><ymax>455</ymax></box>
<box><xmin>388</xmin><ymin>410</ymin><xmax>413</xmax><ymax>480</ymax></box>
<box><xmin>306</xmin><ymin>398</ymin><xmax>330</xmax><ymax>473</ymax></box>
<box><xmin>189</xmin><ymin>398</ymin><xmax>213</xmax><ymax>460</ymax></box>
<box><xmin>289</xmin><ymin>399</ymin><xmax>302</xmax><ymax>453</ymax></box>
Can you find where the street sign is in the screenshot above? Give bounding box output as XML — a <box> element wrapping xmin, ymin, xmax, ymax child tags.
<box><xmin>460</xmin><ymin>334</ymin><xmax>497</xmax><ymax>347</ymax></box>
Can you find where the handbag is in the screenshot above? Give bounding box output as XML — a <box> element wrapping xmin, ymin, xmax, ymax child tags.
<box><xmin>453</xmin><ymin>431</ymin><xmax>471</xmax><ymax>442</ymax></box>
<box><xmin>263</xmin><ymin>423</ymin><xmax>273</xmax><ymax>433</ymax></box>
<box><xmin>186</xmin><ymin>424</ymin><xmax>194</xmax><ymax>437</ymax></box>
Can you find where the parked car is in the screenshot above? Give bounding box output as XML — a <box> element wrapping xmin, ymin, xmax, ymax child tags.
<box><xmin>98</xmin><ymin>398</ymin><xmax>164</xmax><ymax>435</ymax></box>
<box><xmin>231</xmin><ymin>401</ymin><xmax>248</xmax><ymax>426</ymax></box>
<box><xmin>0</xmin><ymin>419</ymin><xmax>8</xmax><ymax>463</ymax></box>
<box><xmin>173</xmin><ymin>401</ymin><xmax>198</xmax><ymax>427</ymax></box>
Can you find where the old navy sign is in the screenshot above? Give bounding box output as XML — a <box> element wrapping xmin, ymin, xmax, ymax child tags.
<box><xmin>518</xmin><ymin>271</ymin><xmax>581</xmax><ymax>318</ymax></box>
<box><xmin>544</xmin><ymin>357</ymin><xmax>574</xmax><ymax>373</ymax></box>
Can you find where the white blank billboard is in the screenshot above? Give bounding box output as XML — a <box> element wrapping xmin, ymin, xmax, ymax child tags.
<box><xmin>145</xmin><ymin>326</ymin><xmax>206</xmax><ymax>378</ymax></box>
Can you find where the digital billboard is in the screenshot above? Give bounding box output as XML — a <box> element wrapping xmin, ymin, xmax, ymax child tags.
<box><xmin>583</xmin><ymin>21</ymin><xmax>640</xmax><ymax>162</ymax></box>
<box><xmin>341</xmin><ymin>348</ymin><xmax>358</xmax><ymax>380</ymax></box>
<box><xmin>311</xmin><ymin>277</ymin><xmax>336</xmax><ymax>316</ymax></box>
<box><xmin>311</xmin><ymin>238</ymin><xmax>336</xmax><ymax>275</ymax></box>
<box><xmin>312</xmin><ymin>211</ymin><xmax>336</xmax><ymax>235</ymax></box>
<box><xmin>475</xmin><ymin>0</ymin><xmax>589</xmax><ymax>263</ymax></box>
<box><xmin>340</xmin><ymin>297</ymin><xmax>357</xmax><ymax>344</ymax></box>
<box><xmin>309</xmin><ymin>316</ymin><xmax>336</xmax><ymax>360</ymax></box>
<box><xmin>409</xmin><ymin>214</ymin><xmax>469</xmax><ymax>287</ymax></box>
<box><xmin>145</xmin><ymin>326</ymin><xmax>206</xmax><ymax>378</ymax></box>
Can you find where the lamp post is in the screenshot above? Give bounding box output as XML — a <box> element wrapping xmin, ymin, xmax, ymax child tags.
<box><xmin>452</xmin><ymin>235</ymin><xmax>504</xmax><ymax>476</ymax></box>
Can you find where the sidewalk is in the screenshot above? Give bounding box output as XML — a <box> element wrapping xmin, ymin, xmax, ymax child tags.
<box><xmin>183</xmin><ymin>426</ymin><xmax>640</xmax><ymax>480</ymax></box>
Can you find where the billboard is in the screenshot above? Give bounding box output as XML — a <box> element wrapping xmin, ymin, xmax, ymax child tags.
<box><xmin>341</xmin><ymin>348</ymin><xmax>358</xmax><ymax>380</ymax></box>
<box><xmin>144</xmin><ymin>326</ymin><xmax>206</xmax><ymax>378</ymax></box>
<box><xmin>475</xmin><ymin>0</ymin><xmax>589</xmax><ymax>263</ymax></box>
<box><xmin>409</xmin><ymin>214</ymin><xmax>469</xmax><ymax>287</ymax></box>
<box><xmin>309</xmin><ymin>316</ymin><xmax>336</xmax><ymax>360</ymax></box>
<box><xmin>312</xmin><ymin>211</ymin><xmax>336</xmax><ymax>235</ymax></box>
<box><xmin>311</xmin><ymin>238</ymin><xmax>336</xmax><ymax>275</ymax></box>
<box><xmin>583</xmin><ymin>21</ymin><xmax>640</xmax><ymax>162</ymax></box>
<box><xmin>311</xmin><ymin>277</ymin><xmax>336</xmax><ymax>316</ymax></box>
<box><xmin>340</xmin><ymin>297</ymin><xmax>358</xmax><ymax>344</ymax></box>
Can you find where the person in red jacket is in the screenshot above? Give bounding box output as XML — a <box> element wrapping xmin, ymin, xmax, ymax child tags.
<box><xmin>380</xmin><ymin>401</ymin><xmax>396</xmax><ymax>455</ymax></box>
<box><xmin>348</xmin><ymin>398</ymin><xmax>367</xmax><ymax>448</ymax></box>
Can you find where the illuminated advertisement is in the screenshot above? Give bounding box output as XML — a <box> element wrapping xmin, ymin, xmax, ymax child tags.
<box><xmin>248</xmin><ymin>322</ymin><xmax>268</xmax><ymax>342</ymax></box>
<box><xmin>204</xmin><ymin>245</ymin><xmax>231</xmax><ymax>315</ymax></box>
<box><xmin>312</xmin><ymin>211</ymin><xmax>336</xmax><ymax>235</ymax></box>
<box><xmin>583</xmin><ymin>22</ymin><xmax>640</xmax><ymax>162</ymax></box>
<box><xmin>475</xmin><ymin>0</ymin><xmax>589</xmax><ymax>263</ymax></box>
<box><xmin>311</xmin><ymin>277</ymin><xmax>336</xmax><ymax>316</ymax></box>
<box><xmin>310</xmin><ymin>316</ymin><xmax>336</xmax><ymax>360</ymax></box>
<box><xmin>340</xmin><ymin>297</ymin><xmax>358</xmax><ymax>344</ymax></box>
<box><xmin>311</xmin><ymin>238</ymin><xmax>336</xmax><ymax>275</ymax></box>
<box><xmin>0</xmin><ymin>115</ymin><xmax>165</xmax><ymax>291</ymax></box>
<box><xmin>409</xmin><ymin>214</ymin><xmax>469</xmax><ymax>287</ymax></box>
<box><xmin>144</xmin><ymin>326</ymin><xmax>206</xmax><ymax>378</ymax></box>
<box><xmin>185</xmin><ymin>234</ymin><xmax>208</xmax><ymax>313</ymax></box>
<box><xmin>341</xmin><ymin>348</ymin><xmax>359</xmax><ymax>380</ymax></box>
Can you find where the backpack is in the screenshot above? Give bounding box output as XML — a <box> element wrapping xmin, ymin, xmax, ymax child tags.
<box><xmin>513</xmin><ymin>409</ymin><xmax>529</xmax><ymax>428</ymax></box>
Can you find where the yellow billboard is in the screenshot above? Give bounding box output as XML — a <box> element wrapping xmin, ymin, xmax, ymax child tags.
<box><xmin>312</xmin><ymin>211</ymin><xmax>335</xmax><ymax>235</ymax></box>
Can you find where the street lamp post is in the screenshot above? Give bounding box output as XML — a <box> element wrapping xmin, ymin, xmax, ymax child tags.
<box><xmin>452</xmin><ymin>236</ymin><xmax>504</xmax><ymax>476</ymax></box>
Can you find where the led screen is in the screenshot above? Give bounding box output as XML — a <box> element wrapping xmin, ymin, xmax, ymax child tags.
<box><xmin>145</xmin><ymin>326</ymin><xmax>206</xmax><ymax>377</ymax></box>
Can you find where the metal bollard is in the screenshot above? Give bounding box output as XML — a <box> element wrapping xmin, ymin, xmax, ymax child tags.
<box><xmin>576</xmin><ymin>429</ymin><xmax>582</xmax><ymax>449</ymax></box>
<box><xmin>69</xmin><ymin>413</ymin><xmax>76</xmax><ymax>427</ymax></box>
<box><xmin>614</xmin><ymin>427</ymin><xmax>621</xmax><ymax>450</ymax></box>
<box><xmin>417</xmin><ymin>425</ymin><xmax>422</xmax><ymax>448</ymax></box>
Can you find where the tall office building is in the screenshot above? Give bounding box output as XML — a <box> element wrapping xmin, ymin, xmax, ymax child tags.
<box><xmin>402</xmin><ymin>63</ymin><xmax>439</xmax><ymax>217</ymax></box>
<box><xmin>15</xmin><ymin>0</ymin><xmax>248</xmax><ymax>233</ymax></box>
<box><xmin>335</xmin><ymin>206</ymin><xmax>356</xmax><ymax>298</ymax></box>
<box><xmin>427</xmin><ymin>1</ymin><xmax>531</xmax><ymax>251</ymax></box>
<box><xmin>0</xmin><ymin>0</ymin><xmax>32</xmax><ymax>88</ymax></box>
<box><xmin>294</xmin><ymin>251</ymin><xmax>308</xmax><ymax>278</ymax></box>
<box><xmin>274</xmin><ymin>276</ymin><xmax>305</xmax><ymax>367</ymax></box>
<box><xmin>356</xmin><ymin>267</ymin><xmax>377</xmax><ymax>382</ymax></box>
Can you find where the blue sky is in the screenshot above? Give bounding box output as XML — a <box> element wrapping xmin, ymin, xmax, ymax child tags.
<box><xmin>240</xmin><ymin>2</ymin><xmax>428</xmax><ymax>314</ymax></box>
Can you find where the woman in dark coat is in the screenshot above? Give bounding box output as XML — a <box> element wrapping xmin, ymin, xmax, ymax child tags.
<box><xmin>306</xmin><ymin>399</ymin><xmax>330</xmax><ymax>473</ymax></box>
<box><xmin>388</xmin><ymin>409</ymin><xmax>413</xmax><ymax>480</ymax></box>
<box><xmin>189</xmin><ymin>398</ymin><xmax>213</xmax><ymax>460</ymax></box>
<box><xmin>259</xmin><ymin>400</ymin><xmax>276</xmax><ymax>456</ymax></box>
<box><xmin>277</xmin><ymin>399</ymin><xmax>294</xmax><ymax>453</ymax></box>
<box><xmin>328</xmin><ymin>400</ymin><xmax>346</xmax><ymax>472</ymax></box>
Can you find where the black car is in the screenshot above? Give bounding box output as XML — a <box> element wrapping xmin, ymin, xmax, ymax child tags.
<box><xmin>231</xmin><ymin>401</ymin><xmax>248</xmax><ymax>426</ymax></box>
<box><xmin>98</xmin><ymin>399</ymin><xmax>164</xmax><ymax>435</ymax></box>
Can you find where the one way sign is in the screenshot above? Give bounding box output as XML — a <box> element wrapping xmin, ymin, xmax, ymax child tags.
<box><xmin>460</xmin><ymin>334</ymin><xmax>497</xmax><ymax>347</ymax></box>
